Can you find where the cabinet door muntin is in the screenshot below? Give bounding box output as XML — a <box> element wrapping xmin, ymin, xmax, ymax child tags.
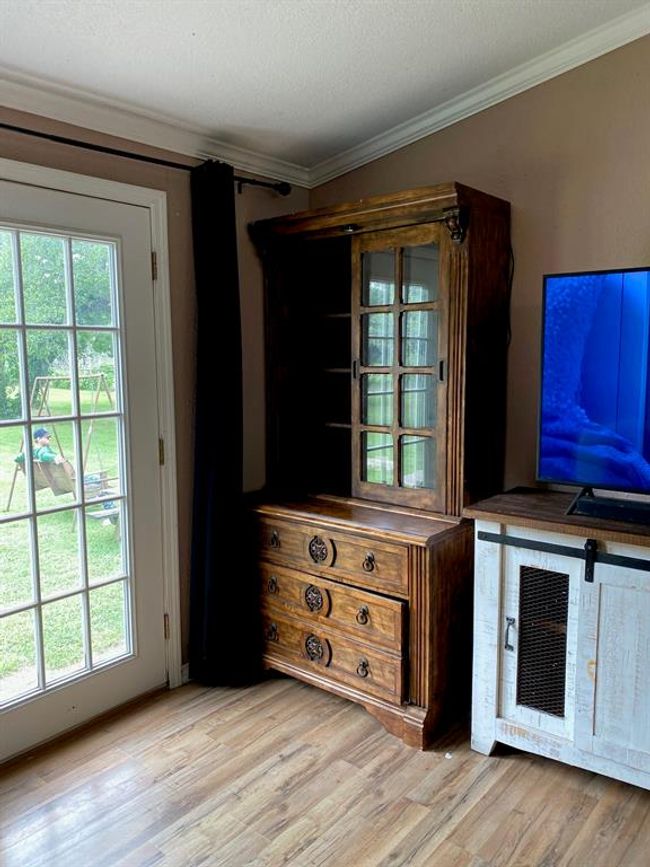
<box><xmin>352</xmin><ymin>225</ymin><xmax>446</xmax><ymax>508</ymax></box>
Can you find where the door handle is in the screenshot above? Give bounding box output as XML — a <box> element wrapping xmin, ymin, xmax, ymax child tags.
<box><xmin>504</xmin><ymin>616</ymin><xmax>515</xmax><ymax>651</ymax></box>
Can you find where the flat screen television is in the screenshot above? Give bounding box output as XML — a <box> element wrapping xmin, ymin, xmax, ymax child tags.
<box><xmin>538</xmin><ymin>267</ymin><xmax>650</xmax><ymax>521</ymax></box>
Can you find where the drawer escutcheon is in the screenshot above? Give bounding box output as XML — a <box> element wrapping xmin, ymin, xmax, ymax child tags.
<box><xmin>308</xmin><ymin>535</ymin><xmax>329</xmax><ymax>563</ymax></box>
<box><xmin>304</xmin><ymin>633</ymin><xmax>332</xmax><ymax>665</ymax></box>
<box><xmin>304</xmin><ymin>584</ymin><xmax>324</xmax><ymax>612</ymax></box>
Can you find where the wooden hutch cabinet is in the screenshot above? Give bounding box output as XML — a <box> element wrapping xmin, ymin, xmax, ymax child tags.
<box><xmin>249</xmin><ymin>183</ymin><xmax>511</xmax><ymax>748</ymax></box>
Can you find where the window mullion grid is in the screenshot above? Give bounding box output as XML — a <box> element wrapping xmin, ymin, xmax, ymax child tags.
<box><xmin>393</xmin><ymin>247</ymin><xmax>402</xmax><ymax>489</ymax></box>
<box><xmin>11</xmin><ymin>230</ymin><xmax>46</xmax><ymax>693</ymax></box>
<box><xmin>65</xmin><ymin>237</ymin><xmax>92</xmax><ymax>673</ymax></box>
<box><xmin>108</xmin><ymin>243</ymin><xmax>131</xmax><ymax>653</ymax></box>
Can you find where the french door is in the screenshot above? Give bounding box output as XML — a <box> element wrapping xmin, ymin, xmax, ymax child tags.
<box><xmin>0</xmin><ymin>174</ymin><xmax>169</xmax><ymax>760</ymax></box>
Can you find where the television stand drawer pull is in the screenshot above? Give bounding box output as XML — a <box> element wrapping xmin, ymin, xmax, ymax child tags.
<box><xmin>362</xmin><ymin>552</ymin><xmax>376</xmax><ymax>572</ymax></box>
<box><xmin>504</xmin><ymin>616</ymin><xmax>515</xmax><ymax>651</ymax></box>
<box><xmin>356</xmin><ymin>658</ymin><xmax>370</xmax><ymax>678</ymax></box>
<box><xmin>269</xmin><ymin>530</ymin><xmax>280</xmax><ymax>549</ymax></box>
<box><xmin>267</xmin><ymin>575</ymin><xmax>278</xmax><ymax>594</ymax></box>
<box><xmin>266</xmin><ymin>622</ymin><xmax>279</xmax><ymax>642</ymax></box>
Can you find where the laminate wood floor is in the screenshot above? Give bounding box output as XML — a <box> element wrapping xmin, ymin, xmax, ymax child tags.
<box><xmin>2</xmin><ymin>678</ymin><xmax>650</xmax><ymax>866</ymax></box>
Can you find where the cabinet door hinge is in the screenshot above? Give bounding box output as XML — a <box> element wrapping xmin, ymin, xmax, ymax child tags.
<box><xmin>151</xmin><ymin>251</ymin><xmax>158</xmax><ymax>282</ymax></box>
<box><xmin>158</xmin><ymin>437</ymin><xmax>165</xmax><ymax>466</ymax></box>
<box><xmin>163</xmin><ymin>613</ymin><xmax>170</xmax><ymax>640</ymax></box>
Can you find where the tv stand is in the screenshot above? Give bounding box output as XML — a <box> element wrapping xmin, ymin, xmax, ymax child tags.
<box><xmin>465</xmin><ymin>488</ymin><xmax>650</xmax><ymax>790</ymax></box>
<box><xmin>567</xmin><ymin>486</ymin><xmax>650</xmax><ymax>525</ymax></box>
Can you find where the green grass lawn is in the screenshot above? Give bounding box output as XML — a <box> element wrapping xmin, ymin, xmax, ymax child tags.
<box><xmin>0</xmin><ymin>387</ymin><xmax>128</xmax><ymax>692</ymax></box>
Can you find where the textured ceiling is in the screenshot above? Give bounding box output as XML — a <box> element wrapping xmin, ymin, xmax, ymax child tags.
<box><xmin>0</xmin><ymin>0</ymin><xmax>649</xmax><ymax>172</ymax></box>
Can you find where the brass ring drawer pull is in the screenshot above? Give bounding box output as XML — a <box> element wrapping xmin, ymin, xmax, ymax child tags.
<box><xmin>266</xmin><ymin>622</ymin><xmax>279</xmax><ymax>642</ymax></box>
<box><xmin>356</xmin><ymin>605</ymin><xmax>369</xmax><ymax>625</ymax></box>
<box><xmin>269</xmin><ymin>530</ymin><xmax>280</xmax><ymax>548</ymax></box>
<box><xmin>267</xmin><ymin>575</ymin><xmax>278</xmax><ymax>594</ymax></box>
<box><xmin>362</xmin><ymin>552</ymin><xmax>376</xmax><ymax>572</ymax></box>
<box><xmin>357</xmin><ymin>658</ymin><xmax>370</xmax><ymax>678</ymax></box>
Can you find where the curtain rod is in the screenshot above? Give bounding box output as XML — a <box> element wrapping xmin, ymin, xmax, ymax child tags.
<box><xmin>0</xmin><ymin>121</ymin><xmax>292</xmax><ymax>196</ymax></box>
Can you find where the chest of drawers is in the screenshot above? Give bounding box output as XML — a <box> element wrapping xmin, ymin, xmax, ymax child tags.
<box><xmin>252</xmin><ymin>496</ymin><xmax>473</xmax><ymax>748</ymax></box>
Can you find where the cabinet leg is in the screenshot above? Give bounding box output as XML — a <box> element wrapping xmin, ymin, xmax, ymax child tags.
<box><xmin>471</xmin><ymin>734</ymin><xmax>497</xmax><ymax>755</ymax></box>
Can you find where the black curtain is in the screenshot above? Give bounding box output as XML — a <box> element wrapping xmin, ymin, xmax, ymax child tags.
<box><xmin>189</xmin><ymin>160</ymin><xmax>259</xmax><ymax>685</ymax></box>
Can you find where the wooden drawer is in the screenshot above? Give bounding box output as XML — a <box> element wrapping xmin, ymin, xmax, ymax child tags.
<box><xmin>261</xmin><ymin>609</ymin><xmax>405</xmax><ymax>704</ymax></box>
<box><xmin>259</xmin><ymin>562</ymin><xmax>405</xmax><ymax>652</ymax></box>
<box><xmin>257</xmin><ymin>516</ymin><xmax>408</xmax><ymax>596</ymax></box>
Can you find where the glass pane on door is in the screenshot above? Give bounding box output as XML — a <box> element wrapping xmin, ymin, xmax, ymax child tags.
<box><xmin>400</xmin><ymin>434</ymin><xmax>435</xmax><ymax>489</ymax></box>
<box><xmin>362</xmin><ymin>313</ymin><xmax>394</xmax><ymax>366</ymax></box>
<box><xmin>401</xmin><ymin>374</ymin><xmax>435</xmax><ymax>428</ymax></box>
<box><xmin>361</xmin><ymin>432</ymin><xmax>393</xmax><ymax>485</ymax></box>
<box><xmin>0</xmin><ymin>225</ymin><xmax>131</xmax><ymax>708</ymax></box>
<box><xmin>0</xmin><ymin>229</ymin><xmax>18</xmax><ymax>323</ymax></box>
<box><xmin>0</xmin><ymin>609</ymin><xmax>37</xmax><ymax>703</ymax></box>
<box><xmin>402</xmin><ymin>310</ymin><xmax>437</xmax><ymax>367</ymax></box>
<box><xmin>72</xmin><ymin>239</ymin><xmax>115</xmax><ymax>327</ymax></box>
<box><xmin>402</xmin><ymin>243</ymin><xmax>439</xmax><ymax>303</ymax></box>
<box><xmin>20</xmin><ymin>233</ymin><xmax>68</xmax><ymax>325</ymax></box>
<box><xmin>0</xmin><ymin>330</ymin><xmax>23</xmax><ymax>420</ymax></box>
<box><xmin>362</xmin><ymin>250</ymin><xmax>395</xmax><ymax>306</ymax></box>
<box><xmin>0</xmin><ymin>518</ymin><xmax>32</xmax><ymax>611</ymax></box>
<box><xmin>362</xmin><ymin>374</ymin><xmax>393</xmax><ymax>425</ymax></box>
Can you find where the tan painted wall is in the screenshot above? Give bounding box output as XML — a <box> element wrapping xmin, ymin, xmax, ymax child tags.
<box><xmin>310</xmin><ymin>36</ymin><xmax>650</xmax><ymax>490</ymax></box>
<box><xmin>0</xmin><ymin>108</ymin><xmax>307</xmax><ymax>659</ymax></box>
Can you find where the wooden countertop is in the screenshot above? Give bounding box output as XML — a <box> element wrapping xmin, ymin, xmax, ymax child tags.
<box><xmin>463</xmin><ymin>487</ymin><xmax>650</xmax><ymax>547</ymax></box>
<box><xmin>252</xmin><ymin>494</ymin><xmax>465</xmax><ymax>545</ymax></box>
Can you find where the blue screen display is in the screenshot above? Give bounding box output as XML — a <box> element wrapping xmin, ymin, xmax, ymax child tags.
<box><xmin>538</xmin><ymin>268</ymin><xmax>650</xmax><ymax>494</ymax></box>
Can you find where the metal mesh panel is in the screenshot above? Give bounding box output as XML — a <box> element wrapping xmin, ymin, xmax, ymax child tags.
<box><xmin>516</xmin><ymin>566</ymin><xmax>569</xmax><ymax>717</ymax></box>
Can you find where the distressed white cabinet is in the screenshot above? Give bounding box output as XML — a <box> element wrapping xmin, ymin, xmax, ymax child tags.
<box><xmin>466</xmin><ymin>489</ymin><xmax>650</xmax><ymax>790</ymax></box>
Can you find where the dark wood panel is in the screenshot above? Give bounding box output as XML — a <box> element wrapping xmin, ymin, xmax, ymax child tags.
<box><xmin>256</xmin><ymin>513</ymin><xmax>410</xmax><ymax>597</ymax></box>
<box><xmin>249</xmin><ymin>181</ymin><xmax>508</xmax><ymax>242</ymax></box>
<box><xmin>260</xmin><ymin>561</ymin><xmax>405</xmax><ymax>651</ymax></box>
<box><xmin>463</xmin><ymin>193</ymin><xmax>511</xmax><ymax>506</ymax></box>
<box><xmin>254</xmin><ymin>495</ymin><xmax>461</xmax><ymax>543</ymax></box>
<box><xmin>261</xmin><ymin>609</ymin><xmax>405</xmax><ymax>704</ymax></box>
<box><xmin>262</xmin><ymin>235</ymin><xmax>352</xmax><ymax>498</ymax></box>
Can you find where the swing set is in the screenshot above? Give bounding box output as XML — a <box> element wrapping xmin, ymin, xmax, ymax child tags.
<box><xmin>6</xmin><ymin>373</ymin><xmax>116</xmax><ymax>511</ymax></box>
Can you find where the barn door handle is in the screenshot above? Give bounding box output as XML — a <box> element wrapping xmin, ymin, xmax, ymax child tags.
<box><xmin>504</xmin><ymin>616</ymin><xmax>515</xmax><ymax>651</ymax></box>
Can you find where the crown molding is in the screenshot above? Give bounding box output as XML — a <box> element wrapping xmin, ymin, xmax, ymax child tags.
<box><xmin>309</xmin><ymin>4</ymin><xmax>650</xmax><ymax>186</ymax></box>
<box><xmin>1</xmin><ymin>3</ymin><xmax>649</xmax><ymax>190</ymax></box>
<box><xmin>0</xmin><ymin>69</ymin><xmax>311</xmax><ymax>187</ymax></box>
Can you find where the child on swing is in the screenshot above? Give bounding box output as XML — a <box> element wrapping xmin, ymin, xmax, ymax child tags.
<box><xmin>15</xmin><ymin>427</ymin><xmax>65</xmax><ymax>465</ymax></box>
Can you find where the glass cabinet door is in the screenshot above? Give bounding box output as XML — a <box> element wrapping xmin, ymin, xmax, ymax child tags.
<box><xmin>352</xmin><ymin>224</ymin><xmax>446</xmax><ymax>511</ymax></box>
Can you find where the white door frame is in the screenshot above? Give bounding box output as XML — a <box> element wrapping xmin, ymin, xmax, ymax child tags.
<box><xmin>0</xmin><ymin>156</ymin><xmax>182</xmax><ymax>688</ymax></box>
